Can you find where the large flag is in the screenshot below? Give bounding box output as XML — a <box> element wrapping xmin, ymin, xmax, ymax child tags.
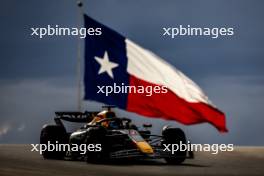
<box><xmin>83</xmin><ymin>15</ymin><xmax>227</xmax><ymax>132</ymax></box>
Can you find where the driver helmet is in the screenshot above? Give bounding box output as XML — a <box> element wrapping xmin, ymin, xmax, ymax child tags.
<box><xmin>88</xmin><ymin>110</ymin><xmax>116</xmax><ymax>128</ymax></box>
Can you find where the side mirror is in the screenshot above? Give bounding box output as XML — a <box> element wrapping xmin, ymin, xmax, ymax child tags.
<box><xmin>143</xmin><ymin>123</ymin><xmax>152</xmax><ymax>128</ymax></box>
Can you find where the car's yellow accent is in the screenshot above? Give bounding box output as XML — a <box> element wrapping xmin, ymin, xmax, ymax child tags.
<box><xmin>136</xmin><ymin>141</ymin><xmax>154</xmax><ymax>154</ymax></box>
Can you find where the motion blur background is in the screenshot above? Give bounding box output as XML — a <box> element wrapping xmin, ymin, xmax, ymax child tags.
<box><xmin>0</xmin><ymin>0</ymin><xmax>263</xmax><ymax>145</ymax></box>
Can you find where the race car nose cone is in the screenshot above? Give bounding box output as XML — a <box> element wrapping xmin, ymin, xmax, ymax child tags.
<box><xmin>136</xmin><ymin>141</ymin><xmax>154</xmax><ymax>154</ymax></box>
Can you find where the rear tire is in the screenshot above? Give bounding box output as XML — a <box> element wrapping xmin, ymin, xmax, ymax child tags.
<box><xmin>162</xmin><ymin>127</ymin><xmax>187</xmax><ymax>165</ymax></box>
<box><xmin>40</xmin><ymin>125</ymin><xmax>67</xmax><ymax>159</ymax></box>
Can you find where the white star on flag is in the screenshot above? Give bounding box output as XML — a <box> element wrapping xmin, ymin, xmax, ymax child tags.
<box><xmin>94</xmin><ymin>51</ymin><xmax>119</xmax><ymax>79</ymax></box>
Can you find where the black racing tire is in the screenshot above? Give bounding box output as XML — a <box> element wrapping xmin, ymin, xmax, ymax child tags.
<box><xmin>162</xmin><ymin>127</ymin><xmax>187</xmax><ymax>165</ymax></box>
<box><xmin>40</xmin><ymin>124</ymin><xmax>67</xmax><ymax>159</ymax></box>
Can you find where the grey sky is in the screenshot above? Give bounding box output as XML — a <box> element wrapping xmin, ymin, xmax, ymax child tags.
<box><xmin>0</xmin><ymin>0</ymin><xmax>263</xmax><ymax>145</ymax></box>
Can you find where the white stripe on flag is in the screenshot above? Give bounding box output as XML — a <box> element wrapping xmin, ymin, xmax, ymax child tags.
<box><xmin>125</xmin><ymin>39</ymin><xmax>212</xmax><ymax>105</ymax></box>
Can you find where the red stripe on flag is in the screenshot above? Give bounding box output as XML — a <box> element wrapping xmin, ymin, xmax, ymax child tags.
<box><xmin>126</xmin><ymin>75</ymin><xmax>228</xmax><ymax>132</ymax></box>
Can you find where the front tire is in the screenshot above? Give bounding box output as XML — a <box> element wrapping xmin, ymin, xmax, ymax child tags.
<box><xmin>162</xmin><ymin>127</ymin><xmax>187</xmax><ymax>165</ymax></box>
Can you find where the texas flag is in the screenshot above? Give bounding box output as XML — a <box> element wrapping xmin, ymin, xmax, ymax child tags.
<box><xmin>83</xmin><ymin>15</ymin><xmax>227</xmax><ymax>132</ymax></box>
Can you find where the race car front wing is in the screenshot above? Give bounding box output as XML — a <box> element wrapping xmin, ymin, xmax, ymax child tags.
<box><xmin>110</xmin><ymin>147</ymin><xmax>194</xmax><ymax>159</ymax></box>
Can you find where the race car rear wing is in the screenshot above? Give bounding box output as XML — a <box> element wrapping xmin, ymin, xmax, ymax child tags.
<box><xmin>54</xmin><ymin>111</ymin><xmax>99</xmax><ymax>123</ymax></box>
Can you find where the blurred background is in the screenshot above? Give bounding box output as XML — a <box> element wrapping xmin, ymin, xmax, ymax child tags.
<box><xmin>0</xmin><ymin>0</ymin><xmax>263</xmax><ymax>145</ymax></box>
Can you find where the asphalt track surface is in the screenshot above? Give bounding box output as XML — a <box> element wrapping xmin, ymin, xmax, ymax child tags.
<box><xmin>0</xmin><ymin>145</ymin><xmax>264</xmax><ymax>176</ymax></box>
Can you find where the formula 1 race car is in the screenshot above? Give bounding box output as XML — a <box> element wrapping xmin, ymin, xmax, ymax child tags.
<box><xmin>40</xmin><ymin>106</ymin><xmax>193</xmax><ymax>164</ymax></box>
